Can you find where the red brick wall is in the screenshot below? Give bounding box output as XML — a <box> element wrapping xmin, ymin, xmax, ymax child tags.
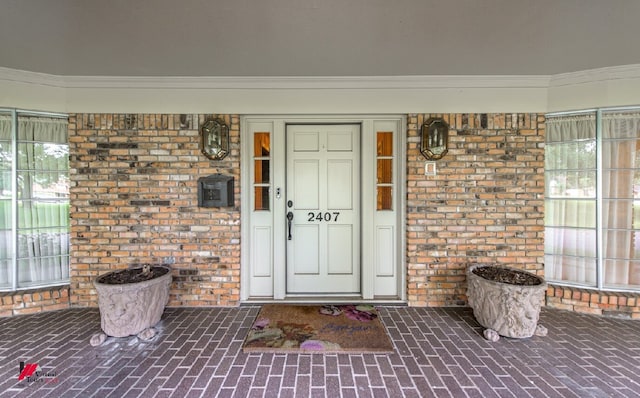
<box><xmin>547</xmin><ymin>285</ymin><xmax>640</xmax><ymax>319</ymax></box>
<box><xmin>0</xmin><ymin>286</ymin><xmax>70</xmax><ymax>316</ymax></box>
<box><xmin>69</xmin><ymin>112</ymin><xmax>546</xmax><ymax>309</ymax></box>
<box><xmin>406</xmin><ymin>113</ymin><xmax>546</xmax><ymax>306</ymax></box>
<box><xmin>68</xmin><ymin>114</ymin><xmax>241</xmax><ymax>307</ymax></box>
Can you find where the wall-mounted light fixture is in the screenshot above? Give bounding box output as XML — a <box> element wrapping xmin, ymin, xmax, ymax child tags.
<box><xmin>420</xmin><ymin>117</ymin><xmax>449</xmax><ymax>160</ymax></box>
<box><xmin>200</xmin><ymin>118</ymin><xmax>229</xmax><ymax>160</ymax></box>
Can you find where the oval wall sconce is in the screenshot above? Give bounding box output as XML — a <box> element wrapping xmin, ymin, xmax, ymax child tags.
<box><xmin>420</xmin><ymin>117</ymin><xmax>449</xmax><ymax>160</ymax></box>
<box><xmin>200</xmin><ymin>118</ymin><xmax>230</xmax><ymax>160</ymax></box>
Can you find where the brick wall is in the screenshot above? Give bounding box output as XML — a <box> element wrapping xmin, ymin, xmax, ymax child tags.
<box><xmin>69</xmin><ymin>114</ymin><xmax>241</xmax><ymax>307</ymax></box>
<box><xmin>69</xmin><ymin>112</ymin><xmax>547</xmax><ymax>310</ymax></box>
<box><xmin>546</xmin><ymin>285</ymin><xmax>640</xmax><ymax>319</ymax></box>
<box><xmin>406</xmin><ymin>113</ymin><xmax>546</xmax><ymax>306</ymax></box>
<box><xmin>0</xmin><ymin>286</ymin><xmax>70</xmax><ymax>316</ymax></box>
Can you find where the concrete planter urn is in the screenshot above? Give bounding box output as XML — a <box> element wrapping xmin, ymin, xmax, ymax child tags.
<box><xmin>467</xmin><ymin>264</ymin><xmax>547</xmax><ymax>342</ymax></box>
<box><xmin>90</xmin><ymin>265</ymin><xmax>172</xmax><ymax>346</ymax></box>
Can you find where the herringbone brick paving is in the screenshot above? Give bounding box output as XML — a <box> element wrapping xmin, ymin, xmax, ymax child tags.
<box><xmin>1</xmin><ymin>306</ymin><xmax>639</xmax><ymax>397</ymax></box>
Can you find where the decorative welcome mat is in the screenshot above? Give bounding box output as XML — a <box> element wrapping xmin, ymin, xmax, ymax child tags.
<box><xmin>243</xmin><ymin>304</ymin><xmax>395</xmax><ymax>353</ymax></box>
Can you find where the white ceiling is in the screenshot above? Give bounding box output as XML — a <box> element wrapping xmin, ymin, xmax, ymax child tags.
<box><xmin>2</xmin><ymin>0</ymin><xmax>640</xmax><ymax>77</ymax></box>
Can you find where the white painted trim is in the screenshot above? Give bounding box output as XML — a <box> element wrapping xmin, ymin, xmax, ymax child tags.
<box><xmin>1</xmin><ymin>67</ymin><xmax>549</xmax><ymax>90</ymax></box>
<box><xmin>547</xmin><ymin>64</ymin><xmax>640</xmax><ymax>112</ymax></box>
<box><xmin>3</xmin><ymin>64</ymin><xmax>640</xmax><ymax>113</ymax></box>
<box><xmin>549</xmin><ymin>64</ymin><xmax>640</xmax><ymax>87</ymax></box>
<box><xmin>240</xmin><ymin>115</ymin><xmax>250</xmax><ymax>301</ymax></box>
<box><xmin>397</xmin><ymin>115</ymin><xmax>408</xmax><ymax>302</ymax></box>
<box><xmin>241</xmin><ymin>115</ymin><xmax>407</xmax><ymax>303</ymax></box>
<box><xmin>0</xmin><ymin>67</ymin><xmax>67</xmax><ymax>88</ymax></box>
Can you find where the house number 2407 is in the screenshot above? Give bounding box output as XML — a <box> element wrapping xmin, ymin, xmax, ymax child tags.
<box><xmin>307</xmin><ymin>212</ymin><xmax>340</xmax><ymax>222</ymax></box>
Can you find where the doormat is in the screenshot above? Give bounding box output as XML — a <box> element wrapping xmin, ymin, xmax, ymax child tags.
<box><xmin>243</xmin><ymin>304</ymin><xmax>395</xmax><ymax>353</ymax></box>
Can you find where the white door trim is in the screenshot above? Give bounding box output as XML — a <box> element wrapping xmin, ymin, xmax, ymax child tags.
<box><xmin>240</xmin><ymin>115</ymin><xmax>407</xmax><ymax>303</ymax></box>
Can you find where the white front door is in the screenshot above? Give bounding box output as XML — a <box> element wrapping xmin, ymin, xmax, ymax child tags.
<box><xmin>286</xmin><ymin>124</ymin><xmax>361</xmax><ymax>294</ymax></box>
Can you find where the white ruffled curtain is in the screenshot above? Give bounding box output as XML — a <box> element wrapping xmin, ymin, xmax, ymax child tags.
<box><xmin>546</xmin><ymin>114</ymin><xmax>596</xmax><ymax>143</ymax></box>
<box><xmin>0</xmin><ymin>115</ymin><xmax>69</xmax><ymax>289</ymax></box>
<box><xmin>545</xmin><ymin>114</ymin><xmax>597</xmax><ymax>285</ymax></box>
<box><xmin>18</xmin><ymin>116</ymin><xmax>69</xmax><ymax>286</ymax></box>
<box><xmin>0</xmin><ymin>115</ymin><xmax>11</xmax><ymax>288</ymax></box>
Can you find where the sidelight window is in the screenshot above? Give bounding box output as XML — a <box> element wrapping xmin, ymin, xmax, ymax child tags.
<box><xmin>376</xmin><ymin>131</ymin><xmax>393</xmax><ymax>210</ymax></box>
<box><xmin>253</xmin><ymin>132</ymin><xmax>271</xmax><ymax>211</ymax></box>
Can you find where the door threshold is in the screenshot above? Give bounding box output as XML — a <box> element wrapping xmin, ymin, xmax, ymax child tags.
<box><xmin>241</xmin><ymin>297</ymin><xmax>407</xmax><ymax>306</ymax></box>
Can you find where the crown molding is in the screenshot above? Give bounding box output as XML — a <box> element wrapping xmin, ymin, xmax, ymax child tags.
<box><xmin>3</xmin><ymin>65</ymin><xmax>640</xmax><ymax>113</ymax></box>
<box><xmin>3</xmin><ymin>64</ymin><xmax>639</xmax><ymax>91</ymax></box>
<box><xmin>549</xmin><ymin>63</ymin><xmax>640</xmax><ymax>87</ymax></box>
<box><xmin>0</xmin><ymin>67</ymin><xmax>67</xmax><ymax>88</ymax></box>
<box><xmin>59</xmin><ymin>74</ymin><xmax>552</xmax><ymax>90</ymax></box>
<box><xmin>0</xmin><ymin>67</ymin><xmax>549</xmax><ymax>90</ymax></box>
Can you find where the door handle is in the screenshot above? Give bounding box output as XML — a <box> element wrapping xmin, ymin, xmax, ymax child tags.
<box><xmin>287</xmin><ymin>212</ymin><xmax>294</xmax><ymax>240</ymax></box>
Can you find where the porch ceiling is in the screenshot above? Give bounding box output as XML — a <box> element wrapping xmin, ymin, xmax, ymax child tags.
<box><xmin>1</xmin><ymin>0</ymin><xmax>640</xmax><ymax>78</ymax></box>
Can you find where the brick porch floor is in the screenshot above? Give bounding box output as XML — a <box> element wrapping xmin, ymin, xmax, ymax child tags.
<box><xmin>0</xmin><ymin>306</ymin><xmax>639</xmax><ymax>397</ymax></box>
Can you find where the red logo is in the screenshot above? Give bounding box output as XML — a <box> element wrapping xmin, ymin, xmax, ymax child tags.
<box><xmin>18</xmin><ymin>362</ymin><xmax>39</xmax><ymax>381</ymax></box>
<box><xmin>17</xmin><ymin>360</ymin><xmax>58</xmax><ymax>384</ymax></box>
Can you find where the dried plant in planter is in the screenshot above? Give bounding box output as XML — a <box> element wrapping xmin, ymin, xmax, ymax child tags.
<box><xmin>90</xmin><ymin>265</ymin><xmax>172</xmax><ymax>346</ymax></box>
<box><xmin>467</xmin><ymin>264</ymin><xmax>547</xmax><ymax>342</ymax></box>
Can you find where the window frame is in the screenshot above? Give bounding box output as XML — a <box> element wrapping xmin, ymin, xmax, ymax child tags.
<box><xmin>545</xmin><ymin>106</ymin><xmax>640</xmax><ymax>293</ymax></box>
<box><xmin>0</xmin><ymin>108</ymin><xmax>69</xmax><ymax>292</ymax></box>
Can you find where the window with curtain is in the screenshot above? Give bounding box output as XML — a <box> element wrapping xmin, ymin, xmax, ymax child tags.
<box><xmin>0</xmin><ymin>112</ymin><xmax>69</xmax><ymax>291</ymax></box>
<box><xmin>545</xmin><ymin>113</ymin><xmax>597</xmax><ymax>286</ymax></box>
<box><xmin>545</xmin><ymin>109</ymin><xmax>640</xmax><ymax>291</ymax></box>
<box><xmin>0</xmin><ymin>113</ymin><xmax>11</xmax><ymax>289</ymax></box>
<box><xmin>601</xmin><ymin>111</ymin><xmax>640</xmax><ymax>289</ymax></box>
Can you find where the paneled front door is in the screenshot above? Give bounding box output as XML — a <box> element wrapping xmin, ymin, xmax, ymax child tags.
<box><xmin>285</xmin><ymin>124</ymin><xmax>361</xmax><ymax>294</ymax></box>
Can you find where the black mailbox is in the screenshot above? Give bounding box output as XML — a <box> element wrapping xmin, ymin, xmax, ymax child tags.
<box><xmin>198</xmin><ymin>174</ymin><xmax>234</xmax><ymax>207</ymax></box>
